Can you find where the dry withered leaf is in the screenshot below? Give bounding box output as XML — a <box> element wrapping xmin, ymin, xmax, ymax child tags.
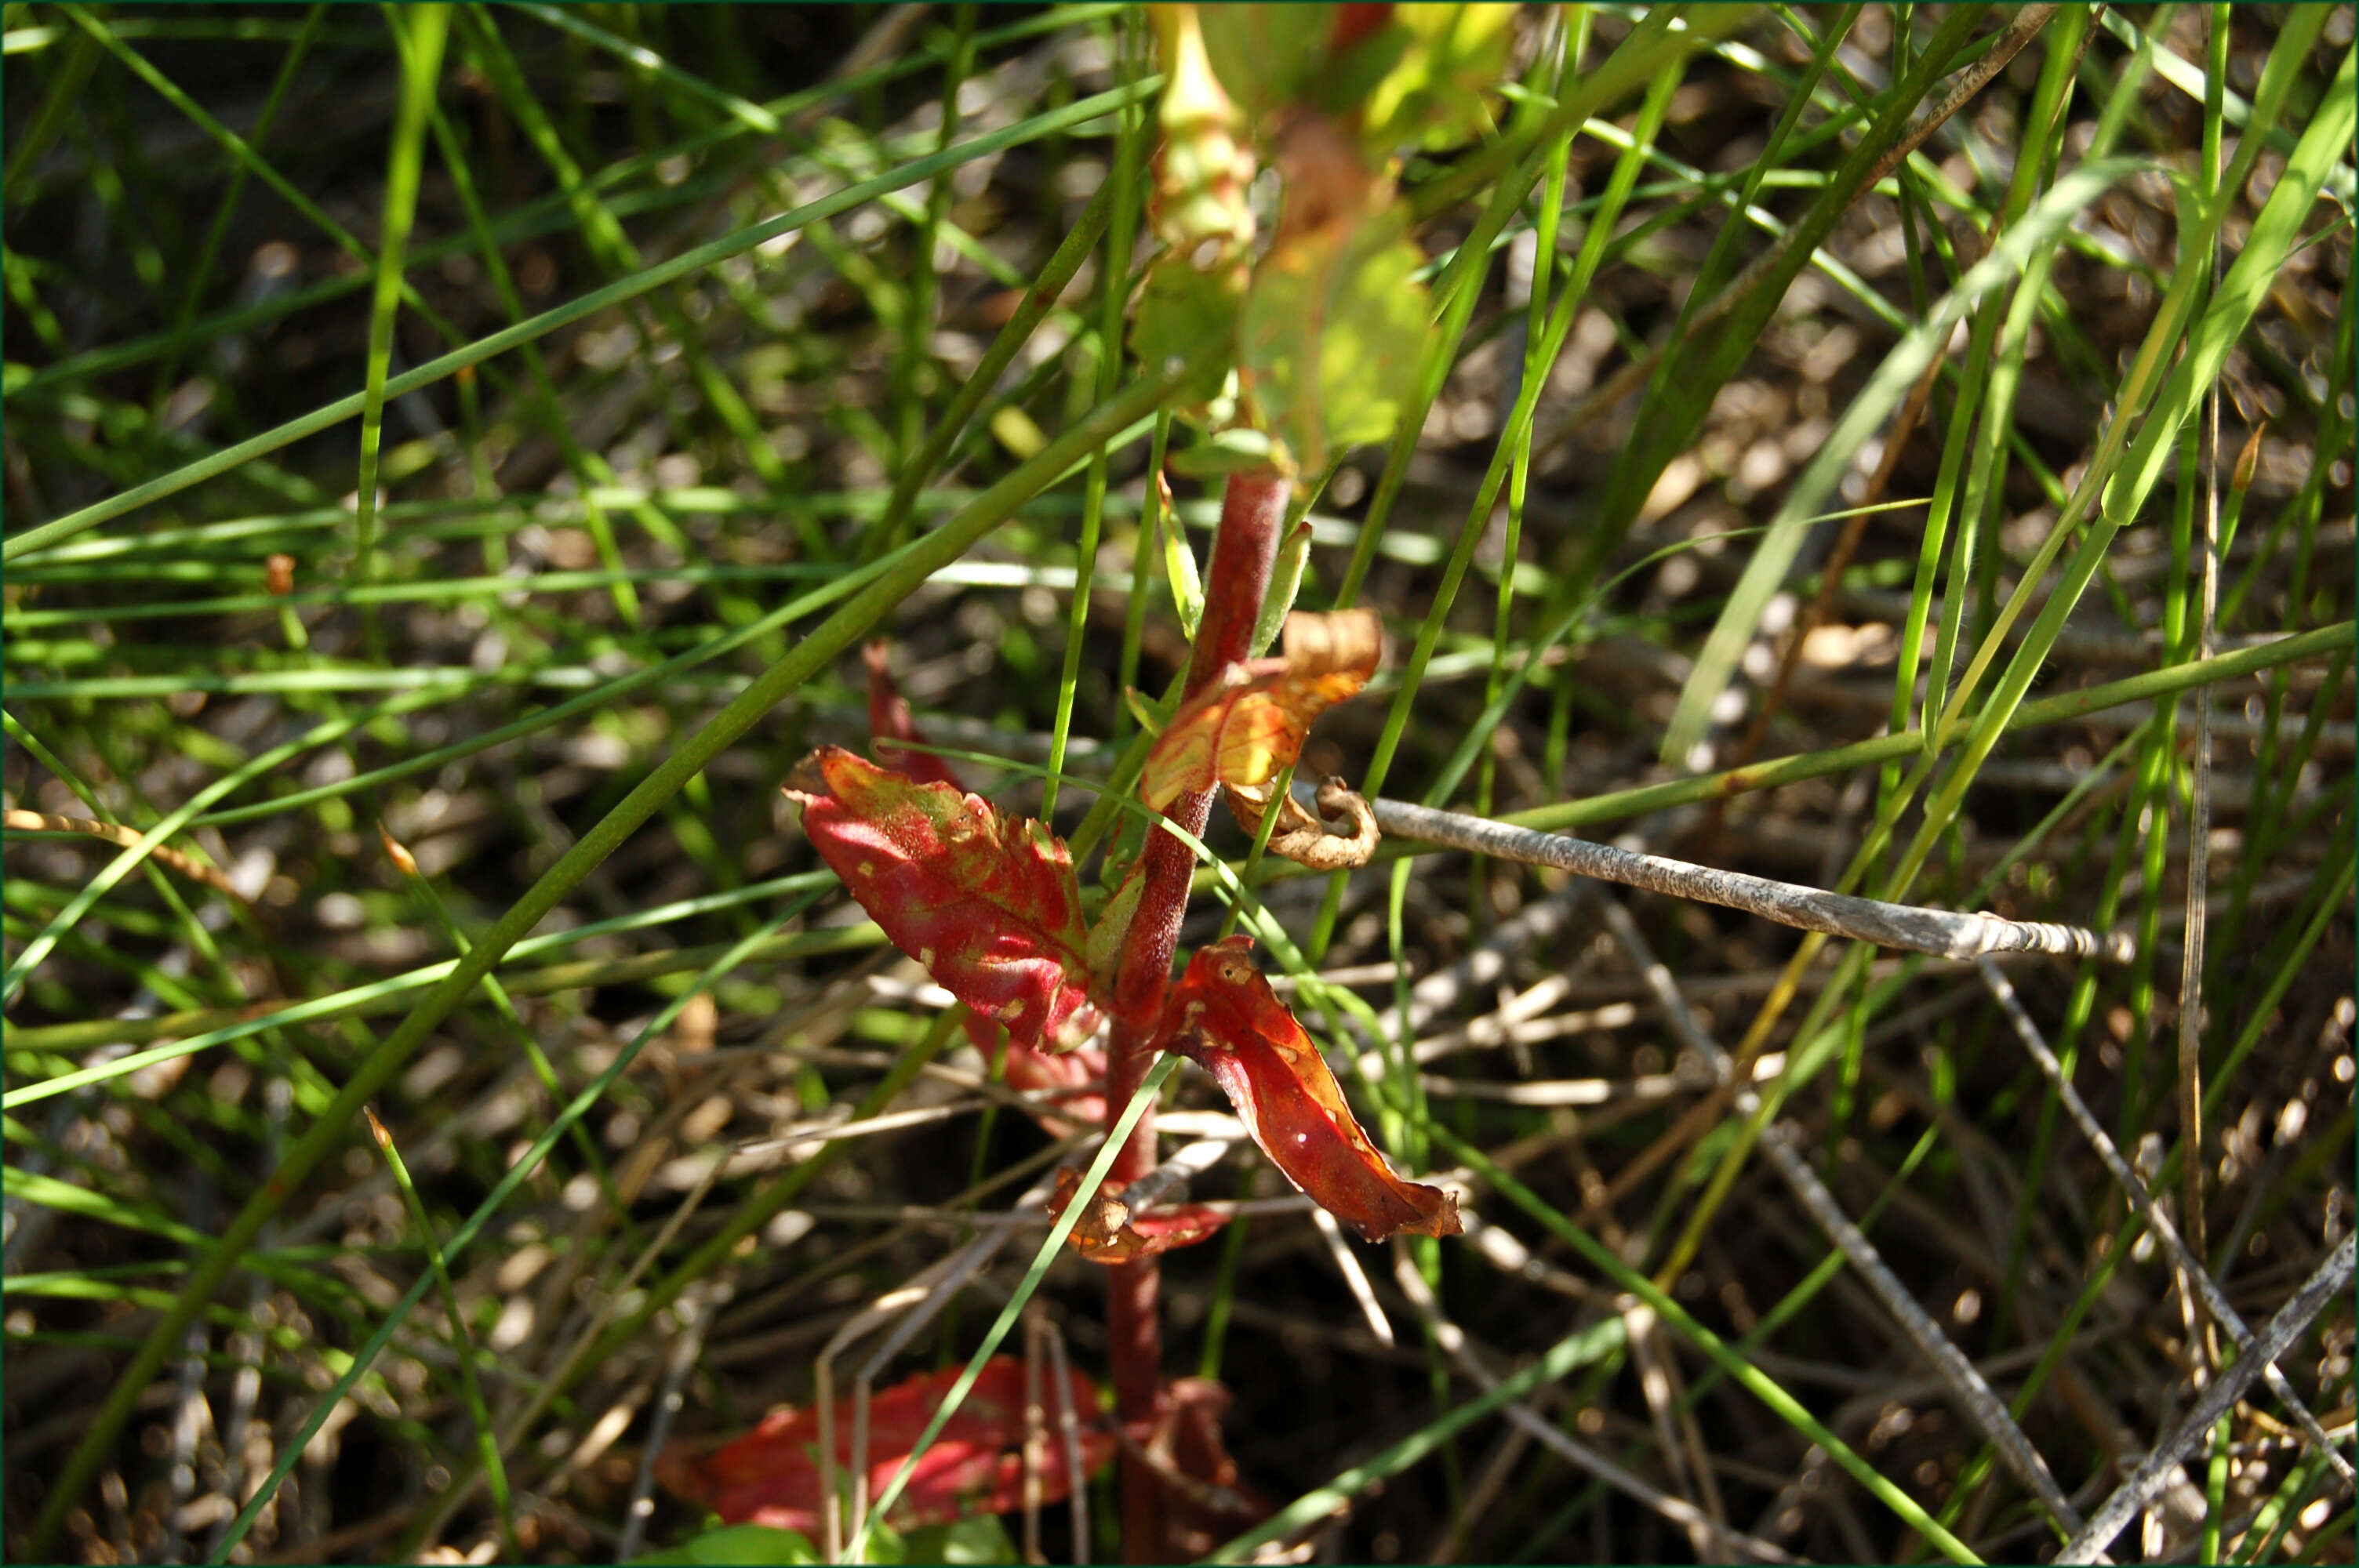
<box><xmin>1226</xmin><ymin>773</ymin><xmax>1379</xmax><ymax>869</ymax></box>
<box><xmin>1046</xmin><ymin>1165</ymin><xmax>1231</xmax><ymax>1264</ymax></box>
<box><xmin>1142</xmin><ymin>608</ymin><xmax>1382</xmax><ymax>810</ymax></box>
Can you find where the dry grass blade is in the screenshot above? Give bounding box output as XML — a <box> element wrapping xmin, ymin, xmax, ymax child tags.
<box><xmin>816</xmin><ymin>1225</ymin><xmax>1027</xmax><ymax>1560</ymax></box>
<box><xmin>2</xmin><ymin>808</ymin><xmax>252</xmax><ymax>905</ymax></box>
<box><xmin>1311</xmin><ymin>1206</ymin><xmax>1394</xmax><ymax>1348</ymax></box>
<box><xmin>1041</xmin><ymin>1316</ymin><xmax>1091</xmax><ymax>1566</ymax></box>
<box><xmin>1389</xmin><ymin>1252</ymin><xmax>1805</xmax><ymax>1564</ymax></box>
<box><xmin>615</xmin><ymin>1282</ymin><xmax>730</xmax><ymax>1563</ymax></box>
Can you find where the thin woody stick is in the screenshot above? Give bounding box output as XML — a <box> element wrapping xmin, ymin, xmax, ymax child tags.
<box><xmin>1364</xmin><ymin>794</ymin><xmax>2135</xmax><ymax>963</ymax></box>
<box><xmin>1977</xmin><ymin>958</ymin><xmax>2354</xmax><ymax>1487</ymax></box>
<box><xmin>1592</xmin><ymin>895</ymin><xmax>2084</xmax><ymax>1537</ymax></box>
<box><xmin>2055</xmin><ymin>1232</ymin><xmax>2356</xmax><ymax>1565</ymax></box>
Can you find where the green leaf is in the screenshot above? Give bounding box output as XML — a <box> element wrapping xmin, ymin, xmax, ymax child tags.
<box><xmin>1085</xmin><ymin>860</ymin><xmax>1146</xmax><ymax>985</ymax></box>
<box><xmin>1241</xmin><ymin>205</ymin><xmax>1431</xmax><ymax>474</ymax></box>
<box><xmin>900</xmin><ymin>1515</ymin><xmax>1019</xmax><ymax>1565</ymax></box>
<box><xmin>1165</xmin><ymin>501</ymin><xmax>1205</xmax><ymax>637</ymax></box>
<box><xmin>1359</xmin><ymin>3</ymin><xmax>1518</xmax><ymax>152</ymax></box>
<box><xmin>629</xmin><ymin>1523</ymin><xmax>823</xmax><ymax>1566</ymax></box>
<box><xmin>1130</xmin><ymin>253</ymin><xmax>1242</xmax><ymax>410</ymax></box>
<box><xmin>1194</xmin><ymin>4</ymin><xmax>1336</xmax><ymax>125</ymax></box>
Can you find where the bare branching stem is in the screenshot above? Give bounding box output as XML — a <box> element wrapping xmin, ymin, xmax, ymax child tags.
<box><xmin>1978</xmin><ymin>959</ymin><xmax>2354</xmax><ymax>1486</ymax></box>
<box><xmin>1595</xmin><ymin>895</ymin><xmax>2084</xmax><ymax>1536</ymax></box>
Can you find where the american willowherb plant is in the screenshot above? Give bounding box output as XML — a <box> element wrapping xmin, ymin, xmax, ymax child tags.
<box><xmin>657</xmin><ymin>7</ymin><xmax>1514</xmax><ymax>1561</ymax></box>
<box><xmin>13</xmin><ymin>2</ymin><xmax>2348</xmax><ymax>1563</ymax></box>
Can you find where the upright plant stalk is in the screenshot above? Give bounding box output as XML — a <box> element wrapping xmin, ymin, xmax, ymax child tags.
<box><xmin>1103</xmin><ymin>466</ymin><xmax>1287</xmax><ymax>1561</ymax></box>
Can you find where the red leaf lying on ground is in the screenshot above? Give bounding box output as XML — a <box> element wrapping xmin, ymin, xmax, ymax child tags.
<box><xmin>1157</xmin><ymin>935</ymin><xmax>1460</xmax><ymax>1242</ymax></box>
<box><xmin>1141</xmin><ymin>608</ymin><xmax>1382</xmax><ymax>810</ymax></box>
<box><xmin>786</xmin><ymin>746</ymin><xmax>1102</xmax><ymax>1054</ymax></box>
<box><xmin>656</xmin><ymin>1356</ymin><xmax>1113</xmax><ymax>1534</ymax></box>
<box><xmin>1045</xmin><ymin>1165</ymin><xmax>1231</xmax><ymax>1263</ymax></box>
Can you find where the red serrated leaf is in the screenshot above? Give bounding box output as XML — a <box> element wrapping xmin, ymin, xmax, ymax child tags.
<box><xmin>1141</xmin><ymin>609</ymin><xmax>1381</xmax><ymax>810</ymax></box>
<box><xmin>656</xmin><ymin>1357</ymin><xmax>1113</xmax><ymax>1534</ymax></box>
<box><xmin>856</xmin><ymin>652</ymin><xmax>1109</xmax><ymax>1126</ymax></box>
<box><xmin>1045</xmin><ymin>1166</ymin><xmax>1231</xmax><ymax>1264</ymax></box>
<box><xmin>1156</xmin><ymin>935</ymin><xmax>1459</xmax><ymax>1242</ymax></box>
<box><xmin>863</xmin><ymin>641</ymin><xmax>963</xmax><ymax>790</ymax></box>
<box><xmin>787</xmin><ymin>746</ymin><xmax>1101</xmax><ymax>1053</ymax></box>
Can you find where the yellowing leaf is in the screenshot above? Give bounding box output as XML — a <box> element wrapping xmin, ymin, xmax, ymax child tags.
<box><xmin>1241</xmin><ymin>202</ymin><xmax>1430</xmax><ymax>474</ymax></box>
<box><xmin>1141</xmin><ymin>609</ymin><xmax>1382</xmax><ymax>811</ymax></box>
<box><xmin>1360</xmin><ymin>4</ymin><xmax>1518</xmax><ymax>153</ymax></box>
<box><xmin>1132</xmin><ymin>254</ymin><xmax>1243</xmax><ymax>412</ymax></box>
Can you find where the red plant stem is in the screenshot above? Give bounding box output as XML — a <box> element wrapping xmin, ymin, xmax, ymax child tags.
<box><xmin>1103</xmin><ymin>465</ymin><xmax>1288</xmax><ymax>1562</ymax></box>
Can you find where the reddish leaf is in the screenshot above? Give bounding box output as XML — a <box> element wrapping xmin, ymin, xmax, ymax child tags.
<box><xmin>997</xmin><ymin>1033</ymin><xmax>1109</xmax><ymax>1138</ymax></box>
<box><xmin>862</xmin><ymin>641</ymin><xmax>963</xmax><ymax>790</ymax></box>
<box><xmin>656</xmin><ymin>1357</ymin><xmax>1113</xmax><ymax>1534</ymax></box>
<box><xmin>855</xmin><ymin>650</ymin><xmax>1108</xmax><ymax>1128</ymax></box>
<box><xmin>1122</xmin><ymin>1377</ymin><xmax>1272</xmax><ymax>1559</ymax></box>
<box><xmin>1141</xmin><ymin>609</ymin><xmax>1381</xmax><ymax>810</ymax></box>
<box><xmin>1156</xmin><ymin>935</ymin><xmax>1459</xmax><ymax>1242</ymax></box>
<box><xmin>1045</xmin><ymin>1166</ymin><xmax>1231</xmax><ymax>1264</ymax></box>
<box><xmin>786</xmin><ymin>746</ymin><xmax>1101</xmax><ymax>1053</ymax></box>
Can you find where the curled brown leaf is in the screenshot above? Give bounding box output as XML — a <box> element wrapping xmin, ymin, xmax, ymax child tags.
<box><xmin>1046</xmin><ymin>1166</ymin><xmax>1231</xmax><ymax>1264</ymax></box>
<box><xmin>1225</xmin><ymin>775</ymin><xmax>1379</xmax><ymax>869</ymax></box>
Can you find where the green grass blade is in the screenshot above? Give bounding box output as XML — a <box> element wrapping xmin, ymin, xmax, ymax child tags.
<box><xmin>1</xmin><ymin>74</ymin><xmax>1159</xmax><ymax>563</ymax></box>
<box><xmin>1659</xmin><ymin>156</ymin><xmax>2137</xmax><ymax>766</ymax></box>
<box><xmin>351</xmin><ymin>5</ymin><xmax>449</xmax><ymax>612</ymax></box>
<box><xmin>362</xmin><ymin>1106</ymin><xmax>518</xmax><ymax>1559</ymax></box>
